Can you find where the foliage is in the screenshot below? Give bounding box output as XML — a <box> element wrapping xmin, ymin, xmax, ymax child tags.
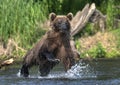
<box><xmin>106</xmin><ymin>0</ymin><xmax>114</xmax><ymax>29</ymax></box>
<box><xmin>112</xmin><ymin>29</ymin><xmax>120</xmax><ymax>49</ymax></box>
<box><xmin>78</xmin><ymin>29</ymin><xmax>120</xmax><ymax>59</ymax></box>
<box><xmin>0</xmin><ymin>0</ymin><xmax>47</xmax><ymax>49</ymax></box>
<box><xmin>60</xmin><ymin>0</ymin><xmax>111</xmax><ymax>14</ymax></box>
<box><xmin>86</xmin><ymin>43</ymin><xmax>106</xmax><ymax>58</ymax></box>
<box><xmin>0</xmin><ymin>0</ymin><xmax>120</xmax><ymax>59</ymax></box>
<box><xmin>33</xmin><ymin>0</ymin><xmax>63</xmax><ymax>14</ymax></box>
<box><xmin>95</xmin><ymin>43</ymin><xmax>106</xmax><ymax>58</ymax></box>
<box><xmin>75</xmin><ymin>23</ymin><xmax>95</xmax><ymax>38</ymax></box>
<box><xmin>114</xmin><ymin>3</ymin><xmax>120</xmax><ymax>20</ymax></box>
<box><xmin>46</xmin><ymin>0</ymin><xmax>63</xmax><ymax>14</ymax></box>
<box><xmin>106</xmin><ymin>49</ymin><xmax>120</xmax><ymax>58</ymax></box>
<box><xmin>75</xmin><ymin>39</ymin><xmax>81</xmax><ymax>52</ymax></box>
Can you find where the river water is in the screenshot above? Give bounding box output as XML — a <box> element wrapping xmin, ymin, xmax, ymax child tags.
<box><xmin>0</xmin><ymin>59</ymin><xmax>120</xmax><ymax>85</ymax></box>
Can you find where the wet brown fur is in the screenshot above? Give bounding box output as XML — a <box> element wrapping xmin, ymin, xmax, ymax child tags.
<box><xmin>20</xmin><ymin>13</ymin><xmax>79</xmax><ymax>77</ymax></box>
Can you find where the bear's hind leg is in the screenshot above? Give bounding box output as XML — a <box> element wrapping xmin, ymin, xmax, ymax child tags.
<box><xmin>39</xmin><ymin>52</ymin><xmax>60</xmax><ymax>76</ymax></box>
<box><xmin>39</xmin><ymin>62</ymin><xmax>51</xmax><ymax>76</ymax></box>
<box><xmin>39</xmin><ymin>61</ymin><xmax>58</xmax><ymax>76</ymax></box>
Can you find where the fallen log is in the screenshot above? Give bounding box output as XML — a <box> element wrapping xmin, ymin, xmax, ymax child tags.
<box><xmin>71</xmin><ymin>3</ymin><xmax>120</xmax><ymax>36</ymax></box>
<box><xmin>71</xmin><ymin>3</ymin><xmax>96</xmax><ymax>36</ymax></box>
<box><xmin>0</xmin><ymin>58</ymin><xmax>14</xmax><ymax>69</ymax></box>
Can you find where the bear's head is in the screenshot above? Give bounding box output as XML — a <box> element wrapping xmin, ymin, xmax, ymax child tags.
<box><xmin>49</xmin><ymin>13</ymin><xmax>73</xmax><ymax>34</ymax></box>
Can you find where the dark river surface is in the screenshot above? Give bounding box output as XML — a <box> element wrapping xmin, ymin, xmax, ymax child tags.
<box><xmin>0</xmin><ymin>59</ymin><xmax>120</xmax><ymax>85</ymax></box>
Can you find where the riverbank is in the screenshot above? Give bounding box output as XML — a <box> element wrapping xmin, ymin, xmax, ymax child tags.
<box><xmin>76</xmin><ymin>28</ymin><xmax>120</xmax><ymax>59</ymax></box>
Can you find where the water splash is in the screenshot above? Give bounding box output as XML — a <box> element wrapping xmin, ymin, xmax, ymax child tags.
<box><xmin>65</xmin><ymin>61</ymin><xmax>96</xmax><ymax>79</ymax></box>
<box><xmin>17</xmin><ymin>61</ymin><xmax>96</xmax><ymax>79</ymax></box>
<box><xmin>65</xmin><ymin>63</ymin><xmax>85</xmax><ymax>78</ymax></box>
<box><xmin>17</xmin><ymin>70</ymin><xmax>21</xmax><ymax>77</ymax></box>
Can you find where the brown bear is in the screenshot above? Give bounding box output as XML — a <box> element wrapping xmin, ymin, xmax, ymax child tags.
<box><xmin>20</xmin><ymin>13</ymin><xmax>80</xmax><ymax>77</ymax></box>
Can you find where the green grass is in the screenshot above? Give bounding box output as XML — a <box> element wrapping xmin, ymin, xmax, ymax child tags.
<box><xmin>106</xmin><ymin>28</ymin><xmax>120</xmax><ymax>58</ymax></box>
<box><xmin>0</xmin><ymin>0</ymin><xmax>49</xmax><ymax>58</ymax></box>
<box><xmin>78</xmin><ymin>29</ymin><xmax>120</xmax><ymax>59</ymax></box>
<box><xmin>83</xmin><ymin>43</ymin><xmax>106</xmax><ymax>59</ymax></box>
<box><xmin>106</xmin><ymin>0</ymin><xmax>114</xmax><ymax>29</ymax></box>
<box><xmin>112</xmin><ymin>29</ymin><xmax>120</xmax><ymax>49</ymax></box>
<box><xmin>0</xmin><ymin>0</ymin><xmax>47</xmax><ymax>49</ymax></box>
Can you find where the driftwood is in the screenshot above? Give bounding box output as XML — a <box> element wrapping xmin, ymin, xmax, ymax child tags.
<box><xmin>114</xmin><ymin>19</ymin><xmax>120</xmax><ymax>28</ymax></box>
<box><xmin>115</xmin><ymin>6</ymin><xmax>120</xmax><ymax>9</ymax></box>
<box><xmin>71</xmin><ymin>3</ymin><xmax>120</xmax><ymax>36</ymax></box>
<box><xmin>0</xmin><ymin>58</ymin><xmax>14</xmax><ymax>69</ymax></box>
<box><xmin>71</xmin><ymin>3</ymin><xmax>96</xmax><ymax>36</ymax></box>
<box><xmin>89</xmin><ymin>9</ymin><xmax>106</xmax><ymax>32</ymax></box>
<box><xmin>0</xmin><ymin>39</ymin><xmax>25</xmax><ymax>68</ymax></box>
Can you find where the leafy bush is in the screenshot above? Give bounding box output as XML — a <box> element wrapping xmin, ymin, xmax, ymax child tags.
<box><xmin>87</xmin><ymin>43</ymin><xmax>106</xmax><ymax>58</ymax></box>
<box><xmin>95</xmin><ymin>43</ymin><xmax>106</xmax><ymax>58</ymax></box>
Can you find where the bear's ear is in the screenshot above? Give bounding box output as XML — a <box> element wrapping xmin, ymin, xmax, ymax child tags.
<box><xmin>49</xmin><ymin>12</ymin><xmax>56</xmax><ymax>22</ymax></box>
<box><xmin>67</xmin><ymin>13</ymin><xmax>73</xmax><ymax>21</ymax></box>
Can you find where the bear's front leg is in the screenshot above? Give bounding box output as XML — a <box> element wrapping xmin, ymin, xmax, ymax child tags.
<box><xmin>41</xmin><ymin>51</ymin><xmax>60</xmax><ymax>63</ymax></box>
<box><xmin>20</xmin><ymin>64</ymin><xmax>29</xmax><ymax>77</ymax></box>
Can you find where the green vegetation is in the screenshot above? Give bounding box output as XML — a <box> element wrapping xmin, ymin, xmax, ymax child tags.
<box><xmin>77</xmin><ymin>29</ymin><xmax>120</xmax><ymax>59</ymax></box>
<box><xmin>0</xmin><ymin>0</ymin><xmax>48</xmax><ymax>48</ymax></box>
<box><xmin>75</xmin><ymin>23</ymin><xmax>95</xmax><ymax>38</ymax></box>
<box><xmin>112</xmin><ymin>29</ymin><xmax>120</xmax><ymax>50</ymax></box>
<box><xmin>0</xmin><ymin>0</ymin><xmax>120</xmax><ymax>60</ymax></box>
<box><xmin>79</xmin><ymin>42</ymin><xmax>107</xmax><ymax>59</ymax></box>
<box><xmin>106</xmin><ymin>0</ymin><xmax>114</xmax><ymax>29</ymax></box>
<box><xmin>88</xmin><ymin>43</ymin><xmax>106</xmax><ymax>58</ymax></box>
<box><xmin>105</xmin><ymin>28</ymin><xmax>120</xmax><ymax>58</ymax></box>
<box><xmin>0</xmin><ymin>0</ymin><xmax>48</xmax><ymax>58</ymax></box>
<box><xmin>74</xmin><ymin>0</ymin><xmax>120</xmax><ymax>59</ymax></box>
